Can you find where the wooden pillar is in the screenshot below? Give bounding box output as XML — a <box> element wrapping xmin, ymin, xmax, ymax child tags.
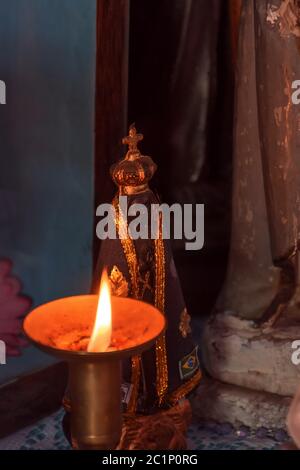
<box><xmin>94</xmin><ymin>0</ymin><xmax>130</xmax><ymax>267</ymax></box>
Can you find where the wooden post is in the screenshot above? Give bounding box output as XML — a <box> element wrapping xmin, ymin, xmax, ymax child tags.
<box><xmin>94</xmin><ymin>0</ymin><xmax>130</xmax><ymax>268</ymax></box>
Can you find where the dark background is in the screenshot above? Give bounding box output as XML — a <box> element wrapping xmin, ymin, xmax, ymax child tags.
<box><xmin>127</xmin><ymin>0</ymin><xmax>234</xmax><ymax>317</ymax></box>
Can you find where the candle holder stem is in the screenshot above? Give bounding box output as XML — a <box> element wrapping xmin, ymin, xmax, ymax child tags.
<box><xmin>69</xmin><ymin>357</ymin><xmax>122</xmax><ymax>450</ymax></box>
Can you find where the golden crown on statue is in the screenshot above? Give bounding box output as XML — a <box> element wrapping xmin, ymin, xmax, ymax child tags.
<box><xmin>110</xmin><ymin>124</ymin><xmax>157</xmax><ymax>194</ymax></box>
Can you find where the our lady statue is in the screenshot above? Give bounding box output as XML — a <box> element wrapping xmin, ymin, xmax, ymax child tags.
<box><xmin>92</xmin><ymin>125</ymin><xmax>201</xmax><ymax>448</ymax></box>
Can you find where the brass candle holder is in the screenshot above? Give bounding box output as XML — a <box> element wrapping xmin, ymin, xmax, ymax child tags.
<box><xmin>23</xmin><ymin>295</ymin><xmax>165</xmax><ymax>450</ymax></box>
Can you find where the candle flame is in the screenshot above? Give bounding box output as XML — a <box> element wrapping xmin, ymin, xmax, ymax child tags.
<box><xmin>87</xmin><ymin>269</ymin><xmax>112</xmax><ymax>352</ymax></box>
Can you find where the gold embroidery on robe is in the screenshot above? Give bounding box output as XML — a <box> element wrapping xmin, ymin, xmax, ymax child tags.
<box><xmin>109</xmin><ymin>265</ymin><xmax>129</xmax><ymax>297</ymax></box>
<box><xmin>139</xmin><ymin>270</ymin><xmax>153</xmax><ymax>298</ymax></box>
<box><xmin>179</xmin><ymin>308</ymin><xmax>192</xmax><ymax>338</ymax></box>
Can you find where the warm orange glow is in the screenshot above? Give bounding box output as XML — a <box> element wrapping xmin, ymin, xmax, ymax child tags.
<box><xmin>87</xmin><ymin>269</ymin><xmax>112</xmax><ymax>352</ymax></box>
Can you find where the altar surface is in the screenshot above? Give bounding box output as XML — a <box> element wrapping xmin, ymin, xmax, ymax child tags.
<box><xmin>0</xmin><ymin>409</ymin><xmax>287</xmax><ymax>451</ymax></box>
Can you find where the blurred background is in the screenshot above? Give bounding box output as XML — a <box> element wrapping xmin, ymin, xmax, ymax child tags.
<box><xmin>0</xmin><ymin>0</ymin><xmax>236</xmax><ymax>383</ymax></box>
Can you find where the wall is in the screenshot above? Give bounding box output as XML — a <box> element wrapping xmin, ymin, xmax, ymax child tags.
<box><xmin>0</xmin><ymin>0</ymin><xmax>96</xmax><ymax>382</ymax></box>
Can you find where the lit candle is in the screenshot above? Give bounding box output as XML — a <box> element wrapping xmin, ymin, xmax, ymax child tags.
<box><xmin>87</xmin><ymin>269</ymin><xmax>112</xmax><ymax>352</ymax></box>
<box><xmin>24</xmin><ymin>275</ymin><xmax>165</xmax><ymax>450</ymax></box>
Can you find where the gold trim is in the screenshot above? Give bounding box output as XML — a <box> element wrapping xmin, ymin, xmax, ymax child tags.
<box><xmin>168</xmin><ymin>370</ymin><xmax>202</xmax><ymax>406</ymax></box>
<box><xmin>154</xmin><ymin>213</ymin><xmax>168</xmax><ymax>405</ymax></box>
<box><xmin>113</xmin><ymin>197</ymin><xmax>139</xmax><ymax>299</ymax></box>
<box><xmin>113</xmin><ymin>197</ymin><xmax>169</xmax><ymax>410</ymax></box>
<box><xmin>113</xmin><ymin>197</ymin><xmax>141</xmax><ymax>413</ymax></box>
<box><xmin>109</xmin><ymin>265</ymin><xmax>129</xmax><ymax>297</ymax></box>
<box><xmin>179</xmin><ymin>308</ymin><xmax>192</xmax><ymax>338</ymax></box>
<box><xmin>127</xmin><ymin>355</ymin><xmax>141</xmax><ymax>413</ymax></box>
<box><xmin>123</xmin><ymin>183</ymin><xmax>149</xmax><ymax>195</ymax></box>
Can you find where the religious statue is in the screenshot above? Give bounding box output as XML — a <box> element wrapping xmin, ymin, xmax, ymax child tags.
<box><xmin>200</xmin><ymin>1</ymin><xmax>300</xmax><ymax>430</ymax></box>
<box><xmin>217</xmin><ymin>0</ymin><xmax>300</xmax><ymax>326</ymax></box>
<box><xmin>92</xmin><ymin>125</ymin><xmax>201</xmax><ymax>448</ymax></box>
